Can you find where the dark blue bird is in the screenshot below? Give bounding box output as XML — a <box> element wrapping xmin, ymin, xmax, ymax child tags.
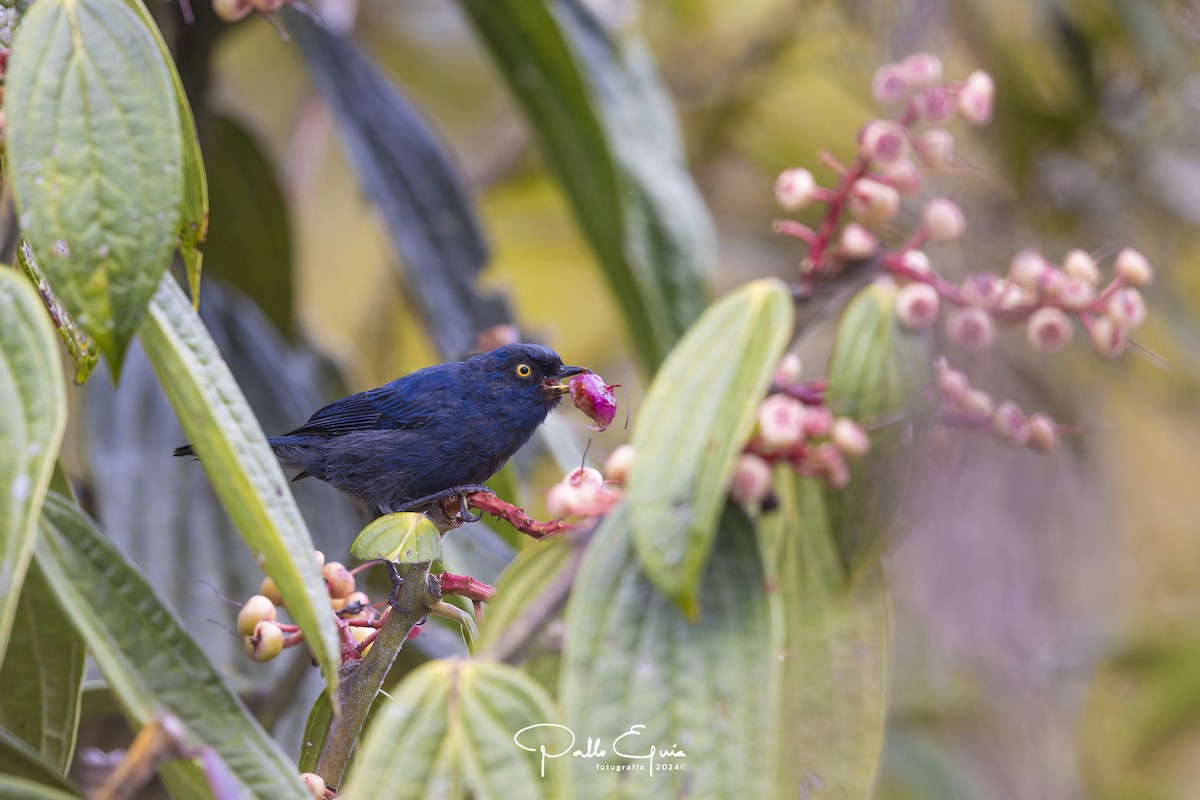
<box><xmin>175</xmin><ymin>343</ymin><xmax>585</xmax><ymax>518</ymax></box>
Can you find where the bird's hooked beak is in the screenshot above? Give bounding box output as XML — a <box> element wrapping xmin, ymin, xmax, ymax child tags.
<box><xmin>545</xmin><ymin>364</ymin><xmax>586</xmax><ymax>396</ymax></box>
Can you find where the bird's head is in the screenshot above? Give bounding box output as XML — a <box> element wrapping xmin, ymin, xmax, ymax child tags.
<box><xmin>468</xmin><ymin>343</ymin><xmax>586</xmax><ymax>408</ymax></box>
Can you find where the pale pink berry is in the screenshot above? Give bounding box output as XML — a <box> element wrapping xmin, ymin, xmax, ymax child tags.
<box><xmin>872</xmin><ymin>63</ymin><xmax>910</xmax><ymax>105</ymax></box>
<box><xmin>1026</xmin><ymin>307</ymin><xmax>1074</xmax><ymax>352</ymax></box>
<box><xmin>1037</xmin><ymin>268</ymin><xmax>1066</xmax><ymax>299</ymax></box>
<box><xmin>938</xmin><ymin>367</ymin><xmax>970</xmax><ymax>401</ymax></box>
<box><xmin>1057</xmin><ymin>277</ymin><xmax>1096</xmax><ymax>311</ymax></box>
<box><xmin>814</xmin><ymin>443</ymin><xmax>851</xmax><ymax>489</ymax></box>
<box><xmin>946</xmin><ymin>307</ymin><xmax>995</xmax><ymax>350</ymax></box>
<box><xmin>917</xmin><ymin>129</ymin><xmax>955</xmax><ymax>169</ymax></box>
<box><xmin>1107</xmin><ymin>287</ymin><xmax>1146</xmax><ymax>330</ymax></box>
<box><xmin>730</xmin><ymin>454</ymin><xmax>773</xmax><ymax>507</ymax></box>
<box><xmin>603</xmin><ymin>444</ymin><xmax>636</xmax><ymax>484</ymax></box>
<box><xmin>902</xmin><ymin>53</ymin><xmax>944</xmax><ymax>89</ymax></box>
<box><xmin>840</xmin><ymin>224</ymin><xmax>877</xmax><ymax>259</ymax></box>
<box><xmin>997</xmin><ymin>283</ymin><xmax>1035</xmax><ymax>311</ymax></box>
<box><xmin>960</xmin><ymin>273</ymin><xmax>1003</xmax><ymax>307</ymax></box>
<box><xmin>1028</xmin><ymin>413</ymin><xmax>1057</xmax><ymax>453</ymax></box>
<box><xmin>859</xmin><ymin>120</ymin><xmax>908</xmax><ymax>163</ymax></box>
<box><xmin>848</xmin><ymin>178</ymin><xmax>900</xmax><ymax>224</ymax></box>
<box><xmin>1114</xmin><ymin>247</ymin><xmax>1153</xmax><ymax>286</ymax></box>
<box><xmin>831</xmin><ymin>417</ymin><xmax>871</xmax><ymax>458</ymax></box>
<box><xmin>914</xmin><ymin>87</ymin><xmax>955</xmax><ymax>121</ymax></box>
<box><xmin>957</xmin><ymin>70</ymin><xmax>995</xmax><ymax>126</ymax></box>
<box><xmin>901</xmin><ymin>249</ymin><xmax>932</xmax><ymax>274</ymax></box>
<box><xmin>237</xmin><ymin>595</ymin><xmax>277</xmax><ymax>637</ymax></box>
<box><xmin>880</xmin><ymin>158</ymin><xmax>922</xmax><ymax>196</ymax></box>
<box><xmin>756</xmin><ymin>393</ymin><xmax>807</xmax><ymax>451</ymax></box>
<box><xmin>300</xmin><ymin>773</ymin><xmax>327</xmax><ymax>800</ymax></box>
<box><xmin>773</xmin><ymin>352</ymin><xmax>803</xmax><ymax>385</ymax></box>
<box><xmin>245</xmin><ymin>620</ymin><xmax>284</xmax><ymax>662</ymax></box>
<box><xmin>801</xmin><ymin>405</ymin><xmax>833</xmax><ymax>437</ymax></box>
<box><xmin>962</xmin><ymin>388</ymin><xmax>994</xmax><ymax>417</ymax></box>
<box><xmin>775</xmin><ymin>168</ymin><xmax>818</xmax><ymax>211</ymax></box>
<box><xmin>547</xmin><ymin>468</ymin><xmax>620</xmax><ymax>517</ymax></box>
<box><xmin>992</xmin><ymin>401</ymin><xmax>1030</xmax><ymax>446</ymax></box>
<box><xmin>922</xmin><ymin>198</ymin><xmax>966</xmax><ymax>241</ymax></box>
<box><xmin>1062</xmin><ymin>249</ymin><xmax>1100</xmax><ymax>285</ymax></box>
<box><xmin>1088</xmin><ymin>316</ymin><xmax>1126</xmax><ymax>358</ymax></box>
<box><xmin>1009</xmin><ymin>250</ymin><xmax>1050</xmax><ymax>290</ymax></box>
<box><xmin>213</xmin><ymin>0</ymin><xmax>253</xmax><ymax>21</ymax></box>
<box><xmin>895</xmin><ymin>283</ymin><xmax>941</xmax><ymax>330</ymax></box>
<box><xmin>566</xmin><ymin>467</ymin><xmax>603</xmax><ymax>489</ymax></box>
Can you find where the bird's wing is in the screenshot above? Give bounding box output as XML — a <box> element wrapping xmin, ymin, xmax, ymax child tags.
<box><xmin>283</xmin><ymin>381</ymin><xmax>441</xmax><ymax>437</ymax></box>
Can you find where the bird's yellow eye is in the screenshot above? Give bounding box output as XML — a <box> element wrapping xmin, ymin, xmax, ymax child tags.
<box><xmin>516</xmin><ymin>363</ymin><xmax>532</xmax><ymax>378</ymax></box>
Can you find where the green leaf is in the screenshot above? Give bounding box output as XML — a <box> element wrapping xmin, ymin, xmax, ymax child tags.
<box><xmin>5</xmin><ymin>0</ymin><xmax>183</xmax><ymax>373</ymax></box>
<box><xmin>15</xmin><ymin>240</ymin><xmax>100</xmax><ymax>384</ymax></box>
<box><xmin>455</xmin><ymin>0</ymin><xmax>714</xmax><ymax>368</ymax></box>
<box><xmin>478</xmin><ymin>534</ymin><xmax>571</xmax><ymax>652</ymax></box>
<box><xmin>139</xmin><ymin>276</ymin><xmax>340</xmax><ymax>698</ymax></box>
<box><xmin>341</xmin><ymin>658</ymin><xmax>563</xmax><ymax>799</ymax></box>
<box><xmin>824</xmin><ymin>278</ymin><xmax>934</xmax><ymax>575</ymax></box>
<box><xmin>0</xmin><ymin>561</ymin><xmax>84</xmax><ymax>773</ymax></box>
<box><xmin>0</xmin><ymin>774</ymin><xmax>83</xmax><ymax>800</ymax></box>
<box><xmin>351</xmin><ymin>513</ymin><xmax>443</xmax><ymax>565</ymax></box>
<box><xmin>0</xmin><ymin>269</ymin><xmax>67</xmax><ymax>668</ymax></box>
<box><xmin>297</xmin><ymin>691</ymin><xmax>333</xmax><ymax>775</ymax></box>
<box><xmin>627</xmin><ymin>278</ymin><xmax>793</xmax><ymax>613</ymax></box>
<box><xmin>0</xmin><ymin>728</ymin><xmax>81</xmax><ymax>796</ymax></box>
<box><xmin>560</xmin><ymin>503</ymin><xmax>773</xmax><ymax>799</ymax></box>
<box><xmin>763</xmin><ymin>471</ymin><xmax>891</xmax><ymax>800</ymax></box>
<box><xmin>33</xmin><ymin>493</ymin><xmax>311</xmax><ymax>800</ymax></box>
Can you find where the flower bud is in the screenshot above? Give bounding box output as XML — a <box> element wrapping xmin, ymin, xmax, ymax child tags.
<box><xmin>300</xmin><ymin>773</ymin><xmax>327</xmax><ymax>799</ymax></box>
<box><xmin>1037</xmin><ymin>267</ymin><xmax>1066</xmax><ymax>300</ymax></box>
<box><xmin>961</xmin><ymin>273</ymin><xmax>1003</xmax><ymax>307</ymax></box>
<box><xmin>859</xmin><ymin>120</ymin><xmax>908</xmax><ymax>163</ymax></box>
<box><xmin>1028</xmin><ymin>413</ymin><xmax>1057</xmax><ymax>453</ymax></box>
<box><xmin>900</xmin><ymin>249</ymin><xmax>932</xmax><ymax>274</ymax></box>
<box><xmin>962</xmin><ymin>388</ymin><xmax>994</xmax><ymax>417</ymax></box>
<box><xmin>947</xmin><ymin>307</ymin><xmax>995</xmax><ymax>350</ymax></box>
<box><xmin>312</xmin><ymin>550</ymin><xmax>326</xmax><ymax>570</ymax></box>
<box><xmin>1088</xmin><ymin>316</ymin><xmax>1126</xmax><ymax>358</ymax></box>
<box><xmin>1057</xmin><ymin>277</ymin><xmax>1095</xmax><ymax>311</ymax></box>
<box><xmin>922</xmin><ymin>198</ymin><xmax>965</xmax><ymax>241</ymax></box>
<box><xmin>880</xmin><ymin>158</ymin><xmax>922</xmax><ymax>196</ymax></box>
<box><xmin>245</xmin><ymin>620</ymin><xmax>284</xmax><ymax>662</ymax></box>
<box><xmin>902</xmin><ymin>53</ymin><xmax>944</xmax><ymax>89</ymax></box>
<box><xmin>831</xmin><ymin>417</ymin><xmax>871</xmax><ymax>458</ymax></box>
<box><xmin>212</xmin><ymin>0</ymin><xmax>253</xmax><ymax>22</ymax></box>
<box><xmin>801</xmin><ymin>405</ymin><xmax>834</xmax><ymax>438</ymax></box>
<box><xmin>237</xmin><ymin>595</ymin><xmax>277</xmax><ymax>637</ymax></box>
<box><xmin>730</xmin><ymin>453</ymin><xmax>773</xmax><ymax>507</ymax></box>
<box><xmin>756</xmin><ymin>393</ymin><xmax>807</xmax><ymax>452</ymax></box>
<box><xmin>1107</xmin><ymin>287</ymin><xmax>1146</xmax><ymax>330</ymax></box>
<box><xmin>603</xmin><ymin>444</ymin><xmax>636</xmax><ymax>484</ymax></box>
<box><xmin>917</xmin><ymin>129</ymin><xmax>955</xmax><ymax>169</ymax></box>
<box><xmin>848</xmin><ymin>178</ymin><xmax>900</xmax><ymax>224</ymax></box>
<box><xmin>1061</xmin><ymin>248</ymin><xmax>1099</xmax><ymax>285</ymax></box>
<box><xmin>775</xmin><ymin>168</ymin><xmax>818</xmax><ymax>211</ymax></box>
<box><xmin>938</xmin><ymin>367</ymin><xmax>970</xmax><ymax>401</ymax></box>
<box><xmin>914</xmin><ymin>87</ymin><xmax>955</xmax><ymax>121</ymax></box>
<box><xmin>1026</xmin><ymin>307</ymin><xmax>1074</xmax><ymax>352</ymax></box>
<box><xmin>1009</xmin><ymin>250</ymin><xmax>1049</xmax><ymax>290</ymax></box>
<box><xmin>872</xmin><ymin>63</ymin><xmax>910</xmax><ymax>104</ymax></box>
<box><xmin>258</xmin><ymin>575</ymin><xmax>284</xmax><ymax>606</ymax></box>
<box><xmin>322</xmin><ymin>562</ymin><xmax>356</xmax><ymax>600</ymax></box>
<box><xmin>957</xmin><ymin>70</ymin><xmax>995</xmax><ymax>126</ymax></box>
<box><xmin>1114</xmin><ymin>247</ymin><xmax>1153</xmax><ymax>285</ymax></box>
<box><xmin>992</xmin><ymin>401</ymin><xmax>1030</xmax><ymax>446</ymax></box>
<box><xmin>839</xmin><ymin>223</ymin><xmax>877</xmax><ymax>259</ymax></box>
<box><xmin>895</xmin><ymin>282</ymin><xmax>940</xmax><ymax>329</ymax></box>
<box><xmin>773</xmin><ymin>352</ymin><xmax>803</xmax><ymax>385</ymax></box>
<box><xmin>997</xmin><ymin>283</ymin><xmax>1035</xmax><ymax>311</ymax></box>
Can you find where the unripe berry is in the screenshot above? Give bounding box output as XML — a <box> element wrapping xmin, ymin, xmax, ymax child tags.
<box><xmin>957</xmin><ymin>70</ymin><xmax>995</xmax><ymax>126</ymax></box>
<box><xmin>342</xmin><ymin>591</ymin><xmax>374</xmax><ymax>621</ymax></box>
<box><xmin>312</xmin><ymin>550</ymin><xmax>326</xmax><ymax>570</ymax></box>
<box><xmin>914</xmin><ymin>87</ymin><xmax>955</xmax><ymax>121</ymax></box>
<box><xmin>1107</xmin><ymin>287</ymin><xmax>1146</xmax><ymax>330</ymax></box>
<box><xmin>831</xmin><ymin>417</ymin><xmax>871</xmax><ymax>459</ymax></box>
<box><xmin>895</xmin><ymin>282</ymin><xmax>940</xmax><ymax>330</ymax></box>
<box><xmin>801</xmin><ymin>405</ymin><xmax>834</xmax><ymax>438</ymax></box>
<box><xmin>813</xmin><ymin>443</ymin><xmax>851</xmax><ymax>489</ymax></box>
<box><xmin>992</xmin><ymin>402</ymin><xmax>1030</xmax><ymax>446</ymax></box>
<box><xmin>1088</xmin><ymin>316</ymin><xmax>1126</xmax><ymax>358</ymax></box>
<box><xmin>566</xmin><ymin>466</ymin><xmax>604</xmax><ymax>488</ymax></box>
<box><xmin>859</xmin><ymin>120</ymin><xmax>908</xmax><ymax>164</ymax></box>
<box><xmin>1061</xmin><ymin>249</ymin><xmax>1099</xmax><ymax>285</ymax></box>
<box><xmin>775</xmin><ymin>168</ymin><xmax>818</xmax><ymax>211</ymax></box>
<box><xmin>880</xmin><ymin>158</ymin><xmax>922</xmax><ymax>196</ymax></box>
<box><xmin>236</xmin><ymin>595</ymin><xmax>277</xmax><ymax>637</ymax></box>
<box><xmin>212</xmin><ymin>0</ymin><xmax>252</xmax><ymax>22</ymax></box>
<box><xmin>773</xmin><ymin>352</ymin><xmax>803</xmax><ymax>385</ymax></box>
<box><xmin>962</xmin><ymin>388</ymin><xmax>994</xmax><ymax>417</ymax></box>
<box><xmin>1037</xmin><ymin>267</ymin><xmax>1066</xmax><ymax>299</ymax></box>
<box><xmin>938</xmin><ymin>367</ymin><xmax>970</xmax><ymax>401</ymax></box>
<box><xmin>756</xmin><ymin>393</ymin><xmax>807</xmax><ymax>452</ymax></box>
<box><xmin>1009</xmin><ymin>250</ymin><xmax>1049</xmax><ymax>290</ymax></box>
<box><xmin>961</xmin><ymin>273</ymin><xmax>1003</xmax><ymax>307</ymax></box>
<box><xmin>258</xmin><ymin>575</ymin><xmax>284</xmax><ymax>606</ymax></box>
<box><xmin>1114</xmin><ymin>247</ymin><xmax>1153</xmax><ymax>286</ymax></box>
<box><xmin>848</xmin><ymin>178</ymin><xmax>900</xmax><ymax>224</ymax></box>
<box><xmin>917</xmin><ymin>129</ymin><xmax>955</xmax><ymax>169</ymax></box>
<box><xmin>300</xmin><ymin>773</ymin><xmax>327</xmax><ymax>799</ymax></box>
<box><xmin>922</xmin><ymin>198</ymin><xmax>965</xmax><ymax>241</ymax></box>
<box><xmin>245</xmin><ymin>620</ymin><xmax>284</xmax><ymax>662</ymax></box>
<box><xmin>322</xmin><ymin>562</ymin><xmax>356</xmax><ymax>600</ymax></box>
<box><xmin>902</xmin><ymin>53</ymin><xmax>944</xmax><ymax>89</ymax></box>
<box><xmin>349</xmin><ymin>624</ymin><xmax>374</xmax><ymax>656</ymax></box>
<box><xmin>900</xmin><ymin>249</ymin><xmax>932</xmax><ymax>274</ymax></box>
<box><xmin>1057</xmin><ymin>277</ymin><xmax>1096</xmax><ymax>311</ymax></box>
<box><xmin>839</xmin><ymin>223</ymin><xmax>877</xmax><ymax>259</ymax></box>
<box><xmin>1028</xmin><ymin>413</ymin><xmax>1058</xmax><ymax>453</ymax></box>
<box><xmin>946</xmin><ymin>307</ymin><xmax>995</xmax><ymax>350</ymax></box>
<box><xmin>1026</xmin><ymin>307</ymin><xmax>1074</xmax><ymax>352</ymax></box>
<box><xmin>730</xmin><ymin>453</ymin><xmax>773</xmax><ymax>507</ymax></box>
<box><xmin>603</xmin><ymin>444</ymin><xmax>636</xmax><ymax>484</ymax></box>
<box><xmin>872</xmin><ymin>63</ymin><xmax>909</xmax><ymax>104</ymax></box>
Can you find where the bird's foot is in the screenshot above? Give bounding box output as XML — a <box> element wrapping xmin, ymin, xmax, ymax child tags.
<box><xmin>400</xmin><ymin>484</ymin><xmax>490</xmax><ymax>523</ymax></box>
<box><xmin>386</xmin><ymin>561</ymin><xmax>409</xmax><ymax>614</ymax></box>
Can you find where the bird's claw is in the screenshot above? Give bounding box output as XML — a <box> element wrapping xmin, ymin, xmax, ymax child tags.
<box><xmin>458</xmin><ymin>493</ymin><xmax>483</xmax><ymax>523</ymax></box>
<box><xmin>399</xmin><ymin>484</ymin><xmax>490</xmax><ymax>523</ymax></box>
<box><xmin>386</xmin><ymin>561</ymin><xmax>408</xmax><ymax>614</ymax></box>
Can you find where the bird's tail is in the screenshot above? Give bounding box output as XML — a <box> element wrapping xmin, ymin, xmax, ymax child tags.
<box><xmin>173</xmin><ymin>444</ymin><xmax>195</xmax><ymax>458</ymax></box>
<box><xmin>173</xmin><ymin>436</ymin><xmax>295</xmax><ymax>459</ymax></box>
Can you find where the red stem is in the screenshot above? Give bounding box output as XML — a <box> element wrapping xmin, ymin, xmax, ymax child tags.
<box><xmin>466</xmin><ymin>492</ymin><xmax>574</xmax><ymax>539</ymax></box>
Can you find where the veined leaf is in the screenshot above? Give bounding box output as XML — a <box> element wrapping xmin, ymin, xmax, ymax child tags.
<box><xmin>0</xmin><ymin>774</ymin><xmax>83</xmax><ymax>800</ymax></box>
<box><xmin>297</xmin><ymin>691</ymin><xmax>333</xmax><ymax>775</ymax></box>
<box><xmin>139</xmin><ymin>276</ymin><xmax>339</xmax><ymax>698</ymax></box>
<box><xmin>560</xmin><ymin>503</ymin><xmax>773</xmax><ymax>798</ymax></box>
<box><xmin>0</xmin><ymin>728</ymin><xmax>81</xmax><ymax>796</ymax></box>
<box><xmin>351</xmin><ymin>513</ymin><xmax>443</xmax><ymax>565</ymax></box>
<box><xmin>0</xmin><ymin>269</ymin><xmax>67</xmax><ymax>669</ymax></box>
<box><xmin>627</xmin><ymin>278</ymin><xmax>792</xmax><ymax>613</ymax></box>
<box><xmin>478</xmin><ymin>534</ymin><xmax>571</xmax><ymax>653</ymax></box>
<box><xmin>341</xmin><ymin>658</ymin><xmax>563</xmax><ymax>799</ymax></box>
<box><xmin>15</xmin><ymin>240</ymin><xmax>100</xmax><ymax>384</ymax></box>
<box><xmin>5</xmin><ymin>0</ymin><xmax>183</xmax><ymax>373</ymax></box>
<box><xmin>34</xmin><ymin>493</ymin><xmax>311</xmax><ymax>799</ymax></box>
